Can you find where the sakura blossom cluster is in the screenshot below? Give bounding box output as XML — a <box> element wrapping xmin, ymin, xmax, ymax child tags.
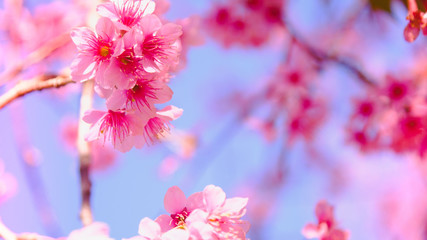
<box><xmin>71</xmin><ymin>0</ymin><xmax>190</xmax><ymax>152</ymax></box>
<box><xmin>346</xmin><ymin>75</ymin><xmax>427</xmax><ymax>156</ymax></box>
<box><xmin>302</xmin><ymin>200</ymin><xmax>349</xmax><ymax>240</ymax></box>
<box><xmin>126</xmin><ymin>185</ymin><xmax>250</xmax><ymax>240</ymax></box>
<box><xmin>244</xmin><ymin>62</ymin><xmax>326</xmax><ymax>144</ymax></box>
<box><xmin>404</xmin><ymin>0</ymin><xmax>427</xmax><ymax>42</ymax></box>
<box><xmin>205</xmin><ymin>0</ymin><xmax>285</xmax><ymax>47</ymax></box>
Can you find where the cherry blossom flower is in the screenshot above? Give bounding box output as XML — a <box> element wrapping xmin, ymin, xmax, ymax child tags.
<box><xmin>302</xmin><ymin>200</ymin><xmax>349</xmax><ymax>240</ymax></box>
<box><xmin>128</xmin><ymin>185</ymin><xmax>250</xmax><ymax>240</ymax></box>
<box><xmin>186</xmin><ymin>185</ymin><xmax>250</xmax><ymax>239</ymax></box>
<box><xmin>143</xmin><ymin>106</ymin><xmax>183</xmax><ymax>145</ymax></box>
<box><xmin>106</xmin><ymin>77</ymin><xmax>173</xmax><ymax>113</ymax></box>
<box><xmin>97</xmin><ymin>0</ymin><xmax>155</xmax><ymax>30</ymax></box>
<box><xmin>139</xmin><ymin>15</ymin><xmax>183</xmax><ymax>73</ymax></box>
<box><xmin>70</xmin><ymin>17</ymin><xmax>117</xmax><ymax>83</ymax></box>
<box><xmin>83</xmin><ymin>109</ymin><xmax>148</xmax><ymax>152</ymax></box>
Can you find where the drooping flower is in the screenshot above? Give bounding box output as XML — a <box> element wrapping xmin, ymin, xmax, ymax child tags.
<box><xmin>83</xmin><ymin>109</ymin><xmax>148</xmax><ymax>152</ymax></box>
<box><xmin>143</xmin><ymin>105</ymin><xmax>183</xmax><ymax>145</ymax></box>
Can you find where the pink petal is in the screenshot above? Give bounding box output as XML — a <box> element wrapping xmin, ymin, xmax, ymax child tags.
<box><xmin>158</xmin><ymin>23</ymin><xmax>183</xmax><ymax>40</ymax></box>
<box><xmin>203</xmin><ymin>185</ymin><xmax>226</xmax><ymax>212</ymax></box>
<box><xmin>140</xmin><ymin>15</ymin><xmax>162</xmax><ymax>36</ymax></box>
<box><xmin>404</xmin><ymin>24</ymin><xmax>420</xmax><ymax>42</ymax></box>
<box><xmin>70</xmin><ymin>27</ymin><xmax>95</xmax><ymax>49</ymax></box>
<box><xmin>138</xmin><ymin>217</ymin><xmax>161</xmax><ymax>238</ymax></box>
<box><xmin>83</xmin><ymin>110</ymin><xmax>105</xmax><ymax>124</ymax></box>
<box><xmin>96</xmin><ymin>2</ymin><xmax>118</xmax><ymax>22</ymax></box>
<box><xmin>164</xmin><ymin>186</ymin><xmax>187</xmax><ymax>214</ymax></box>
<box><xmin>301</xmin><ymin>223</ymin><xmax>323</xmax><ymax>239</ymax></box>
<box><xmin>157</xmin><ymin>106</ymin><xmax>183</xmax><ymax>121</ymax></box>
<box><xmin>186</xmin><ymin>192</ymin><xmax>204</xmax><ymax>212</ymax></box>
<box><xmin>71</xmin><ymin>55</ymin><xmax>97</xmax><ymax>82</ymax></box>
<box><xmin>106</xmin><ymin>90</ymin><xmax>127</xmax><ymax>111</ymax></box>
<box><xmin>96</xmin><ymin>17</ymin><xmax>116</xmax><ymax>40</ymax></box>
<box><xmin>221</xmin><ymin>197</ymin><xmax>248</xmax><ymax>216</ymax></box>
<box><xmin>161</xmin><ymin>228</ymin><xmax>189</xmax><ymax>240</ymax></box>
<box><xmin>155</xmin><ymin>214</ymin><xmax>173</xmax><ymax>232</ymax></box>
<box><xmin>152</xmin><ymin>83</ymin><xmax>173</xmax><ymax>104</ymax></box>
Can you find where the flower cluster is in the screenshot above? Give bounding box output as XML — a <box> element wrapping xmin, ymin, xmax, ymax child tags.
<box><xmin>346</xmin><ymin>75</ymin><xmax>427</xmax><ymax>156</ymax></box>
<box><xmin>302</xmin><ymin>200</ymin><xmax>349</xmax><ymax>240</ymax></box>
<box><xmin>126</xmin><ymin>185</ymin><xmax>250</xmax><ymax>240</ymax></box>
<box><xmin>71</xmin><ymin>0</ymin><xmax>185</xmax><ymax>152</ymax></box>
<box><xmin>205</xmin><ymin>0</ymin><xmax>285</xmax><ymax>47</ymax></box>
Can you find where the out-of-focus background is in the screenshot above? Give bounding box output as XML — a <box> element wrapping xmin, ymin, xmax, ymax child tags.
<box><xmin>1</xmin><ymin>0</ymin><xmax>426</xmax><ymax>239</ymax></box>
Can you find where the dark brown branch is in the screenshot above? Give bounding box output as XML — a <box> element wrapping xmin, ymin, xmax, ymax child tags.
<box><xmin>0</xmin><ymin>75</ymin><xmax>75</xmax><ymax>110</ymax></box>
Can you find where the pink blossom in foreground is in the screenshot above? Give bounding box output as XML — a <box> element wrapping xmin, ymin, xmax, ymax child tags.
<box><xmin>302</xmin><ymin>200</ymin><xmax>349</xmax><ymax>240</ymax></box>
<box><xmin>70</xmin><ymin>17</ymin><xmax>117</xmax><ymax>83</ymax></box>
<box><xmin>143</xmin><ymin>106</ymin><xmax>183</xmax><ymax>145</ymax></box>
<box><xmin>129</xmin><ymin>185</ymin><xmax>250</xmax><ymax>240</ymax></box>
<box><xmin>83</xmin><ymin>109</ymin><xmax>148</xmax><ymax>152</ymax></box>
<box><xmin>106</xmin><ymin>77</ymin><xmax>173</xmax><ymax>113</ymax></box>
<box><xmin>139</xmin><ymin>15</ymin><xmax>182</xmax><ymax>73</ymax></box>
<box><xmin>69</xmin><ymin>0</ymin><xmax>191</xmax><ymax>152</ymax></box>
<box><xmin>97</xmin><ymin>0</ymin><xmax>155</xmax><ymax>30</ymax></box>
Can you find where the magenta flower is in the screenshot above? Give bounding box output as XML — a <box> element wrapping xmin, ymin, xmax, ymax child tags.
<box><xmin>143</xmin><ymin>105</ymin><xmax>183</xmax><ymax>145</ymax></box>
<box><xmin>106</xmin><ymin>78</ymin><xmax>173</xmax><ymax>113</ymax></box>
<box><xmin>302</xmin><ymin>200</ymin><xmax>349</xmax><ymax>240</ymax></box>
<box><xmin>97</xmin><ymin>0</ymin><xmax>155</xmax><ymax>30</ymax></box>
<box><xmin>140</xmin><ymin>15</ymin><xmax>183</xmax><ymax>73</ymax></box>
<box><xmin>83</xmin><ymin>109</ymin><xmax>148</xmax><ymax>152</ymax></box>
<box><xmin>154</xmin><ymin>186</ymin><xmax>204</xmax><ymax>232</ymax></box>
<box><xmin>70</xmin><ymin>17</ymin><xmax>117</xmax><ymax>83</ymax></box>
<box><xmin>103</xmin><ymin>28</ymin><xmax>145</xmax><ymax>89</ymax></box>
<box><xmin>186</xmin><ymin>185</ymin><xmax>250</xmax><ymax>239</ymax></box>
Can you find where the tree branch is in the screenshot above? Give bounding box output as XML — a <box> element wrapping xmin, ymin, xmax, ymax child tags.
<box><xmin>0</xmin><ymin>33</ymin><xmax>71</xmax><ymax>86</ymax></box>
<box><xmin>0</xmin><ymin>219</ymin><xmax>17</xmax><ymax>240</ymax></box>
<box><xmin>0</xmin><ymin>75</ymin><xmax>75</xmax><ymax>110</ymax></box>
<box><xmin>76</xmin><ymin>80</ymin><xmax>94</xmax><ymax>226</ymax></box>
<box><xmin>283</xmin><ymin>21</ymin><xmax>377</xmax><ymax>87</ymax></box>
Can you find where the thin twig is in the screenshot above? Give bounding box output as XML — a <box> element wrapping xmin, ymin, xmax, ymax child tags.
<box><xmin>0</xmin><ymin>75</ymin><xmax>75</xmax><ymax>110</ymax></box>
<box><xmin>9</xmin><ymin>102</ymin><xmax>63</xmax><ymax>236</ymax></box>
<box><xmin>76</xmin><ymin>80</ymin><xmax>94</xmax><ymax>226</ymax></box>
<box><xmin>283</xmin><ymin>21</ymin><xmax>376</xmax><ymax>87</ymax></box>
<box><xmin>0</xmin><ymin>219</ymin><xmax>17</xmax><ymax>240</ymax></box>
<box><xmin>0</xmin><ymin>33</ymin><xmax>71</xmax><ymax>86</ymax></box>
